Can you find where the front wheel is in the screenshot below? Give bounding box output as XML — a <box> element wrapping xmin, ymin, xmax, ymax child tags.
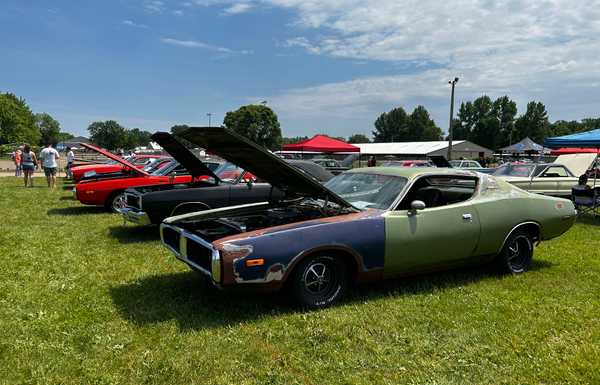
<box><xmin>106</xmin><ymin>192</ymin><xmax>126</xmax><ymax>213</ymax></box>
<box><xmin>291</xmin><ymin>254</ymin><xmax>348</xmax><ymax>309</ymax></box>
<box><xmin>496</xmin><ymin>230</ymin><xmax>534</xmax><ymax>274</ymax></box>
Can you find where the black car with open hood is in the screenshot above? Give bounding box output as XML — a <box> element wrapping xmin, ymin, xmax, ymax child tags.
<box><xmin>178</xmin><ymin>126</ymin><xmax>352</xmax><ymax>208</ymax></box>
<box><xmin>119</xmin><ymin>130</ymin><xmax>334</xmax><ymax>225</ymax></box>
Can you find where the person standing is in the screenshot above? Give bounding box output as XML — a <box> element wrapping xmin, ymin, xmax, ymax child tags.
<box><xmin>20</xmin><ymin>145</ymin><xmax>37</xmax><ymax>187</ymax></box>
<box><xmin>40</xmin><ymin>142</ymin><xmax>60</xmax><ymax>188</ymax></box>
<box><xmin>65</xmin><ymin>146</ymin><xmax>75</xmax><ymax>179</ymax></box>
<box><xmin>13</xmin><ymin>149</ymin><xmax>22</xmax><ymax>176</ymax></box>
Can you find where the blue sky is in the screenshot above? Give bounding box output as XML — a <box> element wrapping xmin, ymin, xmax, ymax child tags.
<box><xmin>1</xmin><ymin>1</ymin><xmax>599</xmax><ymax>138</ymax></box>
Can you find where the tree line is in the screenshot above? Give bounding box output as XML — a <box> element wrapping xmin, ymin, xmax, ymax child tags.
<box><xmin>451</xmin><ymin>96</ymin><xmax>600</xmax><ymax>150</ymax></box>
<box><xmin>87</xmin><ymin>121</ymin><xmax>153</xmax><ymax>151</ymax></box>
<box><xmin>0</xmin><ymin>92</ymin><xmax>74</xmax><ymax>147</ymax></box>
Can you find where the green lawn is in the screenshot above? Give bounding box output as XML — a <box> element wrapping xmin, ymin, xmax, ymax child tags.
<box><xmin>1</xmin><ymin>177</ymin><xmax>598</xmax><ymax>385</ymax></box>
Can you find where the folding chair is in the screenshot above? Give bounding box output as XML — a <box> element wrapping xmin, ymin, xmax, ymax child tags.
<box><xmin>572</xmin><ymin>187</ymin><xmax>600</xmax><ymax>217</ymax></box>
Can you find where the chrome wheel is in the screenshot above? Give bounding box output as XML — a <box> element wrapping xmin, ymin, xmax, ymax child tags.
<box><xmin>497</xmin><ymin>230</ymin><xmax>534</xmax><ymax>274</ymax></box>
<box><xmin>111</xmin><ymin>193</ymin><xmax>126</xmax><ymax>212</ymax></box>
<box><xmin>506</xmin><ymin>235</ymin><xmax>532</xmax><ymax>273</ymax></box>
<box><xmin>303</xmin><ymin>262</ymin><xmax>332</xmax><ymax>295</ymax></box>
<box><xmin>292</xmin><ymin>255</ymin><xmax>348</xmax><ymax>309</ymax></box>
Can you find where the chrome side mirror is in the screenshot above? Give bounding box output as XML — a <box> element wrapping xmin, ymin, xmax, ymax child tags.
<box><xmin>408</xmin><ymin>200</ymin><xmax>426</xmax><ymax>216</ymax></box>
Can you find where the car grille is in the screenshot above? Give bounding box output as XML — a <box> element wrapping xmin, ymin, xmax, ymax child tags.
<box><xmin>161</xmin><ymin>224</ymin><xmax>220</xmax><ymax>281</ymax></box>
<box><xmin>162</xmin><ymin>226</ymin><xmax>180</xmax><ymax>253</ymax></box>
<box><xmin>186</xmin><ymin>239</ymin><xmax>212</xmax><ymax>273</ymax></box>
<box><xmin>125</xmin><ymin>192</ymin><xmax>141</xmax><ymax>210</ymax></box>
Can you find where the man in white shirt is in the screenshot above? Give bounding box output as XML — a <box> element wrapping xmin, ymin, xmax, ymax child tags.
<box><xmin>40</xmin><ymin>143</ymin><xmax>60</xmax><ymax>188</ymax></box>
<box><xmin>65</xmin><ymin>147</ymin><xmax>75</xmax><ymax>179</ymax></box>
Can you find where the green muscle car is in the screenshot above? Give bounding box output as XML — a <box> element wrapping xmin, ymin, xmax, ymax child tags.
<box><xmin>160</xmin><ymin>127</ymin><xmax>577</xmax><ymax>309</ymax></box>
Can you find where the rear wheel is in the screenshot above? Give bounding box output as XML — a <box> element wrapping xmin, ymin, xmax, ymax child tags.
<box><xmin>106</xmin><ymin>191</ymin><xmax>126</xmax><ymax>213</ymax></box>
<box><xmin>291</xmin><ymin>254</ymin><xmax>348</xmax><ymax>309</ymax></box>
<box><xmin>496</xmin><ymin>230</ymin><xmax>534</xmax><ymax>274</ymax></box>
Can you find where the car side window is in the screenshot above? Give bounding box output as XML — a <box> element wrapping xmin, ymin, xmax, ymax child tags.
<box><xmin>396</xmin><ymin>175</ymin><xmax>478</xmax><ymax>210</ymax></box>
<box><xmin>541</xmin><ymin>166</ymin><xmax>570</xmax><ymax>178</ymax></box>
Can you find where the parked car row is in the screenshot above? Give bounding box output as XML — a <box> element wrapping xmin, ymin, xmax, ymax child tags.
<box><xmin>67</xmin><ymin>127</ymin><xmax>578</xmax><ymax>309</ymax></box>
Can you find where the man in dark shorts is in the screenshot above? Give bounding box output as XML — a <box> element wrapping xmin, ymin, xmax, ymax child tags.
<box><xmin>40</xmin><ymin>143</ymin><xmax>60</xmax><ymax>188</ymax></box>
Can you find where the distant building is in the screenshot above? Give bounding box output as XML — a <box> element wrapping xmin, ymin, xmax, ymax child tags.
<box><xmin>355</xmin><ymin>140</ymin><xmax>493</xmax><ymax>160</ymax></box>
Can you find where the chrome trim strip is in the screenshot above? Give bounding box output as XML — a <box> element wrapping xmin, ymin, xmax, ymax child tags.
<box><xmin>159</xmin><ymin>223</ymin><xmax>221</xmax><ymax>283</ymax></box>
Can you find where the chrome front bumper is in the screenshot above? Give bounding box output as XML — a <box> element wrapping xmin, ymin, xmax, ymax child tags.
<box><xmin>160</xmin><ymin>223</ymin><xmax>221</xmax><ymax>283</ymax></box>
<box><xmin>119</xmin><ymin>207</ymin><xmax>152</xmax><ymax>226</ymax></box>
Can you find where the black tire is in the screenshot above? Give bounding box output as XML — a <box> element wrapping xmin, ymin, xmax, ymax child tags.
<box><xmin>105</xmin><ymin>191</ymin><xmax>125</xmax><ymax>213</ymax></box>
<box><xmin>496</xmin><ymin>230</ymin><xmax>534</xmax><ymax>274</ymax></box>
<box><xmin>291</xmin><ymin>254</ymin><xmax>348</xmax><ymax>309</ymax></box>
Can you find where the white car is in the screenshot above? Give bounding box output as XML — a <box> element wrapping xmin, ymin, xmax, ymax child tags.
<box><xmin>493</xmin><ymin>153</ymin><xmax>597</xmax><ymax>197</ymax></box>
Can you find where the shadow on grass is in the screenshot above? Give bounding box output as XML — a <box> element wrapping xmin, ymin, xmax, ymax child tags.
<box><xmin>47</xmin><ymin>206</ymin><xmax>106</xmax><ymax>216</ymax></box>
<box><xmin>110</xmin><ymin>271</ymin><xmax>289</xmax><ymax>330</ymax></box>
<box><xmin>110</xmin><ymin>259</ymin><xmax>554</xmax><ymax>330</ymax></box>
<box><xmin>59</xmin><ymin>196</ymin><xmax>75</xmax><ymax>201</ymax></box>
<box><xmin>108</xmin><ymin>225</ymin><xmax>159</xmax><ymax>244</ymax></box>
<box><xmin>575</xmin><ymin>215</ymin><xmax>600</xmax><ymax>226</ymax></box>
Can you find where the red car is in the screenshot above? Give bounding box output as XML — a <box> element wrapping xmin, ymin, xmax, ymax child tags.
<box><xmin>71</xmin><ymin>153</ymin><xmax>169</xmax><ymax>183</ymax></box>
<box><xmin>74</xmin><ymin>142</ymin><xmax>220</xmax><ymax>212</ymax></box>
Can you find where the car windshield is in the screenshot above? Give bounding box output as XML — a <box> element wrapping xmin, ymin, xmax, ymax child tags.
<box><xmin>213</xmin><ymin>162</ymin><xmax>245</xmax><ymax>183</ymax></box>
<box><xmin>449</xmin><ymin>160</ymin><xmax>461</xmax><ymax>167</ymax></box>
<box><xmin>493</xmin><ymin>164</ymin><xmax>535</xmax><ymax>177</ymax></box>
<box><xmin>324</xmin><ymin>172</ymin><xmax>408</xmax><ymax>210</ymax></box>
<box><xmin>149</xmin><ymin>159</ymin><xmax>176</xmax><ymax>175</ymax></box>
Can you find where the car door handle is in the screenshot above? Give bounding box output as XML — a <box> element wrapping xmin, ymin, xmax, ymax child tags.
<box><xmin>462</xmin><ymin>213</ymin><xmax>473</xmax><ymax>221</ymax></box>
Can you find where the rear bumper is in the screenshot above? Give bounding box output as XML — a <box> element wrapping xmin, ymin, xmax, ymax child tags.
<box><xmin>119</xmin><ymin>207</ymin><xmax>152</xmax><ymax>225</ymax></box>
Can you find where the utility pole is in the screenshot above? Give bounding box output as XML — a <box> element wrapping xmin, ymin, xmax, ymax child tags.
<box><xmin>447</xmin><ymin>77</ymin><xmax>459</xmax><ymax>161</ymax></box>
<box><xmin>207</xmin><ymin>112</ymin><xmax>212</xmax><ymax>127</ymax></box>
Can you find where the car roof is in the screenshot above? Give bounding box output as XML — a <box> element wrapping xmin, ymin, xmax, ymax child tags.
<box><xmin>346</xmin><ymin>167</ymin><xmax>477</xmax><ymax>179</ymax></box>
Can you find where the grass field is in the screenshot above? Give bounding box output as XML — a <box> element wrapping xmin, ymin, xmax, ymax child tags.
<box><xmin>0</xmin><ymin>177</ymin><xmax>598</xmax><ymax>385</ymax></box>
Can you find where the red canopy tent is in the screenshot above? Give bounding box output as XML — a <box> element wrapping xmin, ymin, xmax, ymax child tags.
<box><xmin>550</xmin><ymin>147</ymin><xmax>600</xmax><ymax>155</ymax></box>
<box><xmin>282</xmin><ymin>135</ymin><xmax>360</xmax><ymax>153</ymax></box>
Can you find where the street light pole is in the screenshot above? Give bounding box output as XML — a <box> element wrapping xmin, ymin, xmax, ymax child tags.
<box><xmin>207</xmin><ymin>112</ymin><xmax>212</xmax><ymax>127</ymax></box>
<box><xmin>447</xmin><ymin>77</ymin><xmax>459</xmax><ymax>161</ymax></box>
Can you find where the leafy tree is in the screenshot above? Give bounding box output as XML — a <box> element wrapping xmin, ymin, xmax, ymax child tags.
<box><xmin>170</xmin><ymin>124</ymin><xmax>189</xmax><ymax>136</ymax></box>
<box><xmin>348</xmin><ymin>134</ymin><xmax>370</xmax><ymax>143</ymax></box>
<box><xmin>125</xmin><ymin>128</ymin><xmax>153</xmax><ymax>149</ymax></box>
<box><xmin>454</xmin><ymin>95</ymin><xmax>517</xmax><ymax>149</ymax></box>
<box><xmin>35</xmin><ymin>113</ymin><xmax>61</xmax><ymax>145</ymax></box>
<box><xmin>0</xmin><ymin>92</ymin><xmax>39</xmax><ymax>145</ymax></box>
<box><xmin>514</xmin><ymin>101</ymin><xmax>550</xmax><ymax>143</ymax></box>
<box><xmin>372</xmin><ymin>107</ymin><xmax>409</xmax><ymax>142</ymax></box>
<box><xmin>87</xmin><ymin>120</ymin><xmax>129</xmax><ymax>150</ymax></box>
<box><xmin>492</xmin><ymin>96</ymin><xmax>518</xmax><ymax>147</ymax></box>
<box><xmin>57</xmin><ymin>132</ymin><xmax>75</xmax><ymax>142</ymax></box>
<box><xmin>407</xmin><ymin>105</ymin><xmax>442</xmax><ymax>140</ymax></box>
<box><xmin>373</xmin><ymin>106</ymin><xmax>442</xmax><ymax>142</ymax></box>
<box><xmin>223</xmin><ymin>105</ymin><xmax>282</xmax><ymax>149</ymax></box>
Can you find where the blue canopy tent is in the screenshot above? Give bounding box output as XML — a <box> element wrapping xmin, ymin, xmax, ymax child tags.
<box><xmin>545</xmin><ymin>129</ymin><xmax>600</xmax><ymax>188</ymax></box>
<box><xmin>544</xmin><ymin>129</ymin><xmax>600</xmax><ymax>148</ymax></box>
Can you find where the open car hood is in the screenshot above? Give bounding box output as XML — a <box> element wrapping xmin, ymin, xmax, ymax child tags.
<box><xmin>555</xmin><ymin>153</ymin><xmax>597</xmax><ymax>176</ymax></box>
<box><xmin>178</xmin><ymin>127</ymin><xmax>352</xmax><ymax>208</ymax></box>
<box><xmin>80</xmin><ymin>143</ymin><xmax>149</xmax><ymax>176</ymax></box>
<box><xmin>151</xmin><ymin>132</ymin><xmax>220</xmax><ymax>180</ymax></box>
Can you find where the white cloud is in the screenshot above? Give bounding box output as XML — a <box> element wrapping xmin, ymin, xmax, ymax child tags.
<box><xmin>223</xmin><ymin>3</ymin><xmax>254</xmax><ymax>15</ymax></box>
<box><xmin>144</xmin><ymin>0</ymin><xmax>165</xmax><ymax>13</ymax></box>
<box><xmin>160</xmin><ymin>37</ymin><xmax>252</xmax><ymax>55</ymax></box>
<box><xmin>246</xmin><ymin>0</ymin><xmax>600</xmax><ymax>130</ymax></box>
<box><xmin>172</xmin><ymin>9</ymin><xmax>184</xmax><ymax>16</ymax></box>
<box><xmin>122</xmin><ymin>19</ymin><xmax>149</xmax><ymax>28</ymax></box>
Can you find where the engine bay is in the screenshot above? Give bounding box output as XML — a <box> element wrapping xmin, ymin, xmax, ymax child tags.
<box><xmin>177</xmin><ymin>200</ymin><xmax>354</xmax><ymax>242</ymax></box>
